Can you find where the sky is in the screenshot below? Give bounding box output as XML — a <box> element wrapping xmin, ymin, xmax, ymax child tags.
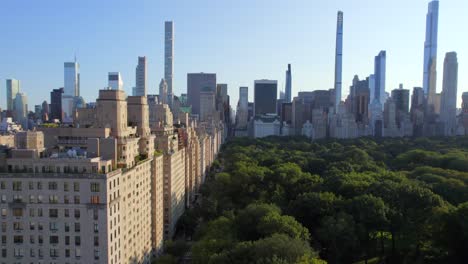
<box><xmin>0</xmin><ymin>0</ymin><xmax>466</xmax><ymax>111</ymax></box>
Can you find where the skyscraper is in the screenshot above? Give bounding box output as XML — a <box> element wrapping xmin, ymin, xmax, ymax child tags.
<box><xmin>165</xmin><ymin>21</ymin><xmax>174</xmax><ymax>107</ymax></box>
<box><xmin>440</xmin><ymin>52</ymin><xmax>458</xmax><ymax>135</ymax></box>
<box><xmin>50</xmin><ymin>88</ymin><xmax>64</xmax><ymax>121</ymax></box>
<box><xmin>374</xmin><ymin>51</ymin><xmax>386</xmax><ymax>106</ymax></box>
<box><xmin>108</xmin><ymin>72</ymin><xmax>123</xmax><ymax>90</ymax></box>
<box><xmin>254</xmin><ymin>80</ymin><xmax>277</xmax><ymax>116</ymax></box>
<box><xmin>423</xmin><ymin>0</ymin><xmax>439</xmax><ymax>99</ymax></box>
<box><xmin>187</xmin><ymin>73</ymin><xmax>216</xmax><ymax>116</ymax></box>
<box><xmin>285</xmin><ymin>64</ymin><xmax>292</xmax><ymax>103</ymax></box>
<box><xmin>135</xmin><ymin>56</ymin><xmax>147</xmax><ymax>96</ymax></box>
<box><xmin>236</xmin><ymin>86</ymin><xmax>249</xmax><ymax>129</ymax></box>
<box><xmin>334</xmin><ymin>11</ymin><xmax>344</xmax><ymax>111</ymax></box>
<box><xmin>64</xmin><ymin>61</ymin><xmax>80</xmax><ymax>97</ymax></box>
<box><xmin>6</xmin><ymin>79</ymin><xmax>20</xmax><ymax>111</ymax></box>
<box><xmin>159</xmin><ymin>79</ymin><xmax>168</xmax><ymax>105</ymax></box>
<box><xmin>14</xmin><ymin>92</ymin><xmax>28</xmax><ymax>128</ymax></box>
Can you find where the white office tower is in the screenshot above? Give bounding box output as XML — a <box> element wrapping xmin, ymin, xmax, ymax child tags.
<box><xmin>159</xmin><ymin>78</ymin><xmax>168</xmax><ymax>105</ymax></box>
<box><xmin>165</xmin><ymin>21</ymin><xmax>174</xmax><ymax>107</ymax></box>
<box><xmin>64</xmin><ymin>62</ymin><xmax>80</xmax><ymax>97</ymax></box>
<box><xmin>135</xmin><ymin>56</ymin><xmax>147</xmax><ymax>96</ymax></box>
<box><xmin>440</xmin><ymin>52</ymin><xmax>458</xmax><ymax>136</ymax></box>
<box><xmin>423</xmin><ymin>0</ymin><xmax>439</xmax><ymax>103</ymax></box>
<box><xmin>63</xmin><ymin>61</ymin><xmax>80</xmax><ymax>122</ymax></box>
<box><xmin>108</xmin><ymin>72</ymin><xmax>123</xmax><ymax>91</ymax></box>
<box><xmin>334</xmin><ymin>11</ymin><xmax>344</xmax><ymax>112</ymax></box>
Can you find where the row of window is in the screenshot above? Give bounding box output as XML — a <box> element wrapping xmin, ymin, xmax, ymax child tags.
<box><xmin>1</xmin><ymin>181</ymin><xmax>100</xmax><ymax>193</ymax></box>
<box><xmin>1</xmin><ymin>208</ymin><xmax>98</xmax><ymax>220</ymax></box>
<box><xmin>1</xmin><ymin>194</ymin><xmax>101</xmax><ymax>206</ymax></box>
<box><xmin>6</xmin><ymin>164</ymin><xmax>99</xmax><ymax>174</ymax></box>
<box><xmin>2</xmin><ymin>234</ymin><xmax>98</xmax><ymax>246</ymax></box>
<box><xmin>0</xmin><ymin>247</ymin><xmax>99</xmax><ymax>259</ymax></box>
<box><xmin>1</xmin><ymin>221</ymin><xmax>94</xmax><ymax>233</ymax></box>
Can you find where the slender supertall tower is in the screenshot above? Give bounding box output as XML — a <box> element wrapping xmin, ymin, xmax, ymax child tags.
<box><xmin>423</xmin><ymin>0</ymin><xmax>439</xmax><ymax>101</ymax></box>
<box><xmin>285</xmin><ymin>64</ymin><xmax>292</xmax><ymax>103</ymax></box>
<box><xmin>165</xmin><ymin>21</ymin><xmax>174</xmax><ymax>108</ymax></box>
<box><xmin>334</xmin><ymin>11</ymin><xmax>344</xmax><ymax>112</ymax></box>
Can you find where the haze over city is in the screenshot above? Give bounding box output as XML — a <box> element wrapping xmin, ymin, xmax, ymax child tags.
<box><xmin>1</xmin><ymin>0</ymin><xmax>467</xmax><ymax>109</ymax></box>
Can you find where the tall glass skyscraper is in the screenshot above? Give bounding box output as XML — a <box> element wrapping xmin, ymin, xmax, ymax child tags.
<box><xmin>64</xmin><ymin>61</ymin><xmax>80</xmax><ymax>97</ymax></box>
<box><xmin>165</xmin><ymin>21</ymin><xmax>174</xmax><ymax>107</ymax></box>
<box><xmin>374</xmin><ymin>51</ymin><xmax>386</xmax><ymax>106</ymax></box>
<box><xmin>254</xmin><ymin>80</ymin><xmax>277</xmax><ymax>116</ymax></box>
<box><xmin>423</xmin><ymin>0</ymin><xmax>439</xmax><ymax>98</ymax></box>
<box><xmin>6</xmin><ymin>79</ymin><xmax>20</xmax><ymax>111</ymax></box>
<box><xmin>334</xmin><ymin>11</ymin><xmax>344</xmax><ymax>112</ymax></box>
<box><xmin>135</xmin><ymin>56</ymin><xmax>147</xmax><ymax>96</ymax></box>
<box><xmin>285</xmin><ymin>64</ymin><xmax>292</xmax><ymax>103</ymax></box>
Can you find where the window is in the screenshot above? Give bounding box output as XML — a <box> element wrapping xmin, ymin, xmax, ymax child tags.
<box><xmin>93</xmin><ymin>209</ymin><xmax>99</xmax><ymax>220</ymax></box>
<box><xmin>1</xmin><ymin>222</ymin><xmax>6</xmax><ymax>232</ymax></box>
<box><xmin>74</xmin><ymin>196</ymin><xmax>80</xmax><ymax>204</ymax></box>
<box><xmin>1</xmin><ymin>235</ymin><xmax>6</xmax><ymax>244</ymax></box>
<box><xmin>65</xmin><ymin>236</ymin><xmax>70</xmax><ymax>245</ymax></box>
<box><xmin>29</xmin><ymin>222</ymin><xmax>35</xmax><ymax>230</ymax></box>
<box><xmin>13</xmin><ymin>235</ymin><xmax>23</xmax><ymax>244</ymax></box>
<box><xmin>28</xmin><ymin>181</ymin><xmax>34</xmax><ymax>190</ymax></box>
<box><xmin>30</xmin><ymin>248</ymin><xmax>35</xmax><ymax>257</ymax></box>
<box><xmin>38</xmin><ymin>248</ymin><xmax>43</xmax><ymax>257</ymax></box>
<box><xmin>74</xmin><ymin>223</ymin><xmax>80</xmax><ymax>232</ymax></box>
<box><xmin>94</xmin><ymin>236</ymin><xmax>99</xmax><ymax>246</ymax></box>
<box><xmin>38</xmin><ymin>208</ymin><xmax>43</xmax><ymax>217</ymax></box>
<box><xmin>37</xmin><ymin>182</ymin><xmax>42</xmax><ymax>190</ymax></box>
<box><xmin>94</xmin><ymin>223</ymin><xmax>99</xmax><ymax>233</ymax></box>
<box><xmin>14</xmin><ymin>248</ymin><xmax>24</xmax><ymax>257</ymax></box>
<box><xmin>13</xmin><ymin>222</ymin><xmax>23</xmax><ymax>230</ymax></box>
<box><xmin>37</xmin><ymin>195</ymin><xmax>43</xmax><ymax>203</ymax></box>
<box><xmin>1</xmin><ymin>209</ymin><xmax>6</xmax><ymax>217</ymax></box>
<box><xmin>0</xmin><ymin>181</ymin><xmax>5</xmax><ymax>189</ymax></box>
<box><xmin>38</xmin><ymin>235</ymin><xmax>43</xmax><ymax>244</ymax></box>
<box><xmin>74</xmin><ymin>209</ymin><xmax>80</xmax><ymax>218</ymax></box>
<box><xmin>65</xmin><ymin>223</ymin><xmax>70</xmax><ymax>232</ymax></box>
<box><xmin>29</xmin><ymin>235</ymin><xmax>34</xmax><ymax>244</ymax></box>
<box><xmin>49</xmin><ymin>222</ymin><xmax>58</xmax><ymax>231</ymax></box>
<box><xmin>75</xmin><ymin>248</ymin><xmax>81</xmax><ymax>257</ymax></box>
<box><xmin>91</xmin><ymin>195</ymin><xmax>100</xmax><ymax>204</ymax></box>
<box><xmin>49</xmin><ymin>236</ymin><xmax>59</xmax><ymax>244</ymax></box>
<box><xmin>75</xmin><ymin>236</ymin><xmax>81</xmax><ymax>246</ymax></box>
<box><xmin>13</xmin><ymin>194</ymin><xmax>22</xmax><ymax>202</ymax></box>
<box><xmin>64</xmin><ymin>209</ymin><xmax>70</xmax><ymax>217</ymax></box>
<box><xmin>38</xmin><ymin>222</ymin><xmax>43</xmax><ymax>230</ymax></box>
<box><xmin>50</xmin><ymin>248</ymin><xmax>59</xmax><ymax>258</ymax></box>
<box><xmin>29</xmin><ymin>195</ymin><xmax>35</xmax><ymax>203</ymax></box>
<box><xmin>49</xmin><ymin>209</ymin><xmax>58</xmax><ymax>218</ymax></box>
<box><xmin>49</xmin><ymin>195</ymin><xmax>58</xmax><ymax>203</ymax></box>
<box><xmin>64</xmin><ymin>195</ymin><xmax>69</xmax><ymax>204</ymax></box>
<box><xmin>1</xmin><ymin>248</ymin><xmax>6</xmax><ymax>258</ymax></box>
<box><xmin>74</xmin><ymin>182</ymin><xmax>80</xmax><ymax>192</ymax></box>
<box><xmin>1</xmin><ymin>194</ymin><xmax>6</xmax><ymax>203</ymax></box>
<box><xmin>48</xmin><ymin>182</ymin><xmax>58</xmax><ymax>190</ymax></box>
<box><xmin>64</xmin><ymin>182</ymin><xmax>69</xmax><ymax>191</ymax></box>
<box><xmin>65</xmin><ymin>249</ymin><xmax>70</xmax><ymax>257</ymax></box>
<box><xmin>13</xmin><ymin>208</ymin><xmax>23</xmax><ymax>217</ymax></box>
<box><xmin>13</xmin><ymin>181</ymin><xmax>22</xmax><ymax>191</ymax></box>
<box><xmin>94</xmin><ymin>249</ymin><xmax>100</xmax><ymax>260</ymax></box>
<box><xmin>90</xmin><ymin>183</ymin><xmax>100</xmax><ymax>192</ymax></box>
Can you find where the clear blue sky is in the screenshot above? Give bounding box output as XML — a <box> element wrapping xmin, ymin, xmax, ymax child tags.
<box><xmin>0</xmin><ymin>0</ymin><xmax>466</xmax><ymax>110</ymax></box>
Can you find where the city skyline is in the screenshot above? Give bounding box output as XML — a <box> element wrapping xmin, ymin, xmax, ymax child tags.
<box><xmin>0</xmin><ymin>0</ymin><xmax>466</xmax><ymax>110</ymax></box>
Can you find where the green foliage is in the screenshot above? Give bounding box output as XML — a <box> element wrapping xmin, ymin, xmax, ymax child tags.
<box><xmin>187</xmin><ymin>136</ymin><xmax>468</xmax><ymax>264</ymax></box>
